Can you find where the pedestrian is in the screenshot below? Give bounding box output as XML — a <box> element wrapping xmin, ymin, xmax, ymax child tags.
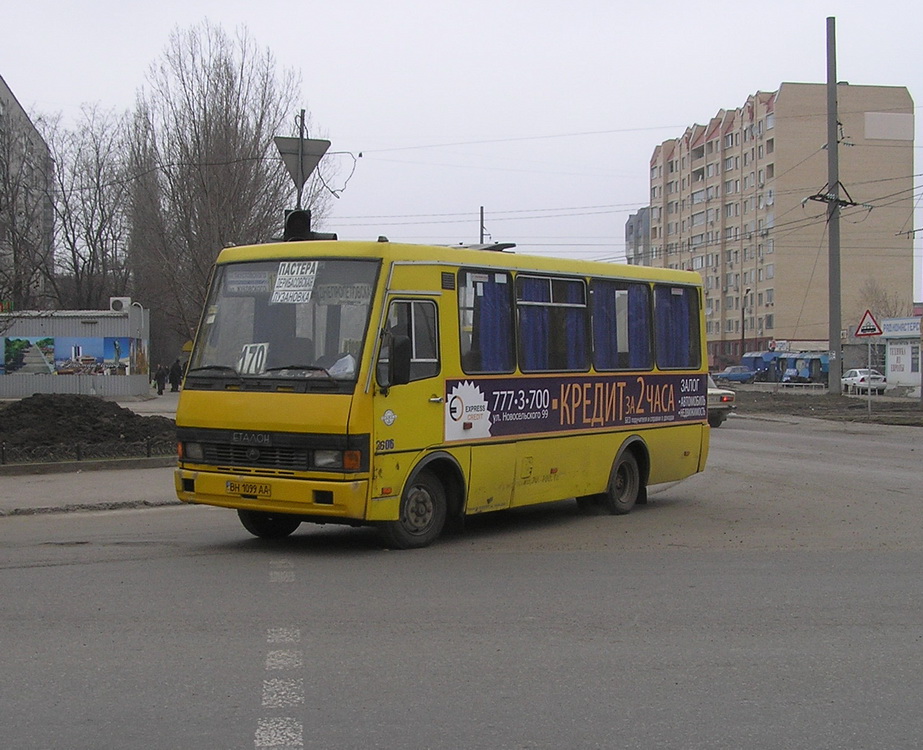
<box><xmin>169</xmin><ymin>359</ymin><xmax>182</xmax><ymax>392</ymax></box>
<box><xmin>154</xmin><ymin>364</ymin><xmax>168</xmax><ymax>396</ymax></box>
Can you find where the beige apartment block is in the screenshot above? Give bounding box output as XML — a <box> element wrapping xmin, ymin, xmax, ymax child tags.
<box><xmin>643</xmin><ymin>82</ymin><xmax>914</xmax><ymax>368</ymax></box>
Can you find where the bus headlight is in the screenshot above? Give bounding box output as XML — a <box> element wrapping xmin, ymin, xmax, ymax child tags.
<box><xmin>313</xmin><ymin>449</ymin><xmax>362</xmax><ymax>470</ymax></box>
<box><xmin>314</xmin><ymin>450</ymin><xmax>343</xmax><ymax>469</ymax></box>
<box><xmin>183</xmin><ymin>442</ymin><xmax>205</xmax><ymax>461</ymax></box>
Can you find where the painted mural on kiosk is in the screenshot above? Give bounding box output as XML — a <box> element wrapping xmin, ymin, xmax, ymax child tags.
<box><xmin>1</xmin><ymin>336</ymin><xmax>144</xmax><ymax>376</ymax></box>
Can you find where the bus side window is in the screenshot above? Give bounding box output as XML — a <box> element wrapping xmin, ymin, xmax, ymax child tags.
<box><xmin>458</xmin><ymin>270</ymin><xmax>515</xmax><ymax>374</ymax></box>
<box><xmin>654</xmin><ymin>285</ymin><xmax>701</xmax><ymax>369</ymax></box>
<box><xmin>377</xmin><ymin>300</ymin><xmax>440</xmax><ymax>384</ymax></box>
<box><xmin>516</xmin><ymin>275</ymin><xmax>588</xmax><ymax>372</ymax></box>
<box><xmin>591</xmin><ymin>280</ymin><xmax>652</xmax><ymax>371</ymax></box>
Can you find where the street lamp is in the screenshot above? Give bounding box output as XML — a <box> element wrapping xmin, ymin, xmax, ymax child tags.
<box><xmin>739</xmin><ymin>287</ymin><xmax>751</xmax><ymax>359</ymax></box>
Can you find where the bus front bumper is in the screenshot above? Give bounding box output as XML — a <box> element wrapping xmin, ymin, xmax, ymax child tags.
<box><xmin>174</xmin><ymin>467</ymin><xmax>372</xmax><ymax>521</ymax></box>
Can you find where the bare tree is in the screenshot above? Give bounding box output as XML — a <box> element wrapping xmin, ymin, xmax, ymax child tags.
<box><xmin>40</xmin><ymin>107</ymin><xmax>132</xmax><ymax>309</ymax></box>
<box><xmin>128</xmin><ymin>21</ymin><xmax>332</xmax><ymax>361</ymax></box>
<box><xmin>0</xmin><ymin>94</ymin><xmax>54</xmax><ymax>315</ymax></box>
<box><xmin>857</xmin><ymin>277</ymin><xmax>908</xmax><ymax>321</ymax></box>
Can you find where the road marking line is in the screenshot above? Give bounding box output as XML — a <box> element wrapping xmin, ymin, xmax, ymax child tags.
<box><xmin>269</xmin><ymin>560</ymin><xmax>295</xmax><ymax>583</ymax></box>
<box><xmin>267</xmin><ymin>627</ymin><xmax>301</xmax><ymax>644</ymax></box>
<box><xmin>265</xmin><ymin>649</ymin><xmax>304</xmax><ymax>670</ymax></box>
<box><xmin>262</xmin><ymin>678</ymin><xmax>305</xmax><ymax>708</ymax></box>
<box><xmin>254</xmin><ymin>716</ymin><xmax>303</xmax><ymax>748</ymax></box>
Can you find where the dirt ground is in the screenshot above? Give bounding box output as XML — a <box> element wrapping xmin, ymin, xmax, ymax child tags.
<box><xmin>731</xmin><ymin>387</ymin><xmax>923</xmax><ymax>427</ymax></box>
<box><xmin>1</xmin><ymin>388</ymin><xmax>921</xmax><ymax>451</ymax></box>
<box><xmin>0</xmin><ymin>394</ymin><xmax>176</xmax><ymax>447</ymax></box>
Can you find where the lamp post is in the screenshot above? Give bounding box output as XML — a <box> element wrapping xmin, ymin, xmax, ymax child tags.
<box><xmin>739</xmin><ymin>287</ymin><xmax>751</xmax><ymax>359</ymax></box>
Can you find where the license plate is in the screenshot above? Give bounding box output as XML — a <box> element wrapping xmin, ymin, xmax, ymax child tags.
<box><xmin>226</xmin><ymin>480</ymin><xmax>272</xmax><ymax>498</ymax></box>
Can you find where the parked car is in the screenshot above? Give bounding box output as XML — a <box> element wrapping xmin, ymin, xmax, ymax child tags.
<box><xmin>707</xmin><ymin>375</ymin><xmax>736</xmax><ymax>427</ymax></box>
<box><xmin>841</xmin><ymin>368</ymin><xmax>887</xmax><ymax>395</ymax></box>
<box><xmin>713</xmin><ymin>365</ymin><xmax>756</xmax><ymax>384</ymax></box>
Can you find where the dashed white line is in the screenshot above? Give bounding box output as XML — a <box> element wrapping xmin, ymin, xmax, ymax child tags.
<box><xmin>267</xmin><ymin>627</ymin><xmax>301</xmax><ymax>644</ymax></box>
<box><xmin>269</xmin><ymin>560</ymin><xmax>295</xmax><ymax>583</ymax></box>
<box><xmin>256</xmin><ymin>566</ymin><xmax>304</xmax><ymax>748</ymax></box>
<box><xmin>262</xmin><ymin>677</ymin><xmax>305</xmax><ymax>708</ymax></box>
<box><xmin>254</xmin><ymin>716</ymin><xmax>303</xmax><ymax>748</ymax></box>
<box><xmin>265</xmin><ymin>649</ymin><xmax>304</xmax><ymax>670</ymax></box>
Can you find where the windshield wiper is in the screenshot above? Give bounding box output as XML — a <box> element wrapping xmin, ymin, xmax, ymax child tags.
<box><xmin>186</xmin><ymin>365</ymin><xmax>241</xmax><ymax>377</ymax></box>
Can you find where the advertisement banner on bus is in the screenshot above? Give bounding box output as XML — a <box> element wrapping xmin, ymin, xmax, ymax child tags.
<box><xmin>444</xmin><ymin>373</ymin><xmax>707</xmax><ymax>441</ymax></box>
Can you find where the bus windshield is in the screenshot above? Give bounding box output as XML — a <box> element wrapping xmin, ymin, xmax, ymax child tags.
<box><xmin>186</xmin><ymin>258</ymin><xmax>380</xmax><ymax>382</ymax></box>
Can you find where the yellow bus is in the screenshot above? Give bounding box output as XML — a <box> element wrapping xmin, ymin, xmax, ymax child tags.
<box><xmin>174</xmin><ymin>232</ymin><xmax>709</xmax><ymax>548</ymax></box>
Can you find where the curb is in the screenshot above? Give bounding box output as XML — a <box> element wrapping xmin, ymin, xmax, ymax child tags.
<box><xmin>0</xmin><ymin>497</ymin><xmax>183</xmax><ymax>518</ymax></box>
<box><xmin>0</xmin><ymin>456</ymin><xmax>176</xmax><ymax>477</ymax></box>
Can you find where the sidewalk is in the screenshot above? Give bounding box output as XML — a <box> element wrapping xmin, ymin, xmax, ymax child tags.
<box><xmin>0</xmin><ymin>465</ymin><xmax>181</xmax><ymax>516</ymax></box>
<box><xmin>0</xmin><ymin>389</ymin><xmax>181</xmax><ymax>517</ymax></box>
<box><xmin>117</xmin><ymin>387</ymin><xmax>180</xmax><ymax>417</ymax></box>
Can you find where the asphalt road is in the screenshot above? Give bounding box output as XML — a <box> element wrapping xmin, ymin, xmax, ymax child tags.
<box><xmin>2</xmin><ymin>415</ymin><xmax>922</xmax><ymax>749</ymax></box>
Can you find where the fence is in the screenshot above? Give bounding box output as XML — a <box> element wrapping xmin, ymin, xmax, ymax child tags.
<box><xmin>0</xmin><ymin>437</ymin><xmax>176</xmax><ymax>466</ymax></box>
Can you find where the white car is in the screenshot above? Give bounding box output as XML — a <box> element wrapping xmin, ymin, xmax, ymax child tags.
<box><xmin>707</xmin><ymin>375</ymin><xmax>736</xmax><ymax>427</ymax></box>
<box><xmin>841</xmin><ymin>368</ymin><xmax>886</xmax><ymax>395</ymax></box>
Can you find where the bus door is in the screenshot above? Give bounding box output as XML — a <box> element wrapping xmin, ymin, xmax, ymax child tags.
<box><xmin>373</xmin><ymin>297</ymin><xmax>445</xmax><ymax>479</ymax></box>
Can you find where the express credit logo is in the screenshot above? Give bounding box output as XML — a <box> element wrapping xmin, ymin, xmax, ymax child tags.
<box><xmin>444</xmin><ymin>382</ymin><xmax>492</xmax><ymax>439</ymax></box>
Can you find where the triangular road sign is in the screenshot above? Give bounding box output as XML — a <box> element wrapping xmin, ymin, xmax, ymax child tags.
<box><xmin>855</xmin><ymin>309</ymin><xmax>883</xmax><ymax>337</ymax></box>
<box><xmin>274</xmin><ymin>137</ymin><xmax>331</xmax><ymax>190</ymax></box>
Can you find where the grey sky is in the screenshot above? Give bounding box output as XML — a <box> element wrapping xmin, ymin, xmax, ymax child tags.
<box><xmin>2</xmin><ymin>0</ymin><xmax>920</xmax><ymax>294</ymax></box>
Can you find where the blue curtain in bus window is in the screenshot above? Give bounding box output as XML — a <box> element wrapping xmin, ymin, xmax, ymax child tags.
<box><xmin>628</xmin><ymin>284</ymin><xmax>652</xmax><ymax>369</ymax></box>
<box><xmin>478</xmin><ymin>276</ymin><xmax>514</xmax><ymax>372</ymax></box>
<box><xmin>592</xmin><ymin>281</ymin><xmax>618</xmax><ymax>370</ymax></box>
<box><xmin>654</xmin><ymin>286</ymin><xmax>691</xmax><ymax>368</ymax></box>
<box><xmin>518</xmin><ymin>277</ymin><xmax>550</xmax><ymax>371</ymax></box>
<box><xmin>563</xmin><ymin>280</ymin><xmax>588</xmax><ymax>370</ymax></box>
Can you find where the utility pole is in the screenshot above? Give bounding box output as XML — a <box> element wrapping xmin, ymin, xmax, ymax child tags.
<box><xmin>479</xmin><ymin>206</ymin><xmax>485</xmax><ymax>244</ymax></box>
<box><xmin>826</xmin><ymin>17</ymin><xmax>843</xmax><ymax>394</ymax></box>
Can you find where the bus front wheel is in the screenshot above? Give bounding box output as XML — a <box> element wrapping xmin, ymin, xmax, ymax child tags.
<box><xmin>379</xmin><ymin>469</ymin><xmax>447</xmax><ymax>549</ymax></box>
<box><xmin>602</xmin><ymin>452</ymin><xmax>641</xmax><ymax>515</ymax></box>
<box><xmin>237</xmin><ymin>509</ymin><xmax>302</xmax><ymax>539</ymax></box>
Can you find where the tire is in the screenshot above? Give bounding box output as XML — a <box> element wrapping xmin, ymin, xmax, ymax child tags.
<box><xmin>707</xmin><ymin>413</ymin><xmax>725</xmax><ymax>428</ymax></box>
<box><xmin>601</xmin><ymin>451</ymin><xmax>642</xmax><ymax>516</ymax></box>
<box><xmin>237</xmin><ymin>509</ymin><xmax>301</xmax><ymax>539</ymax></box>
<box><xmin>379</xmin><ymin>469</ymin><xmax>447</xmax><ymax>549</ymax></box>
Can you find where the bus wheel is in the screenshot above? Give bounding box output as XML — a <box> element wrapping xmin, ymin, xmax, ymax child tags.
<box><xmin>237</xmin><ymin>509</ymin><xmax>301</xmax><ymax>539</ymax></box>
<box><xmin>602</xmin><ymin>451</ymin><xmax>641</xmax><ymax>515</ymax></box>
<box><xmin>380</xmin><ymin>470</ymin><xmax>447</xmax><ymax>549</ymax></box>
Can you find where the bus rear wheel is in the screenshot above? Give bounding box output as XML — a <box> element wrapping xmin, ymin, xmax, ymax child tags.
<box><xmin>237</xmin><ymin>509</ymin><xmax>302</xmax><ymax>539</ymax></box>
<box><xmin>379</xmin><ymin>469</ymin><xmax>447</xmax><ymax>549</ymax></box>
<box><xmin>602</xmin><ymin>451</ymin><xmax>641</xmax><ymax>515</ymax></box>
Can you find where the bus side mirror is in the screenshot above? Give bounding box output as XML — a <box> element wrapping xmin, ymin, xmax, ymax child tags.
<box><xmin>389</xmin><ymin>334</ymin><xmax>412</xmax><ymax>386</ymax></box>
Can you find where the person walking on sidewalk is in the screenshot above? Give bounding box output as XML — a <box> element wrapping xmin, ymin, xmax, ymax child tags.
<box><xmin>168</xmin><ymin>359</ymin><xmax>183</xmax><ymax>392</ymax></box>
<box><xmin>154</xmin><ymin>364</ymin><xmax>168</xmax><ymax>395</ymax></box>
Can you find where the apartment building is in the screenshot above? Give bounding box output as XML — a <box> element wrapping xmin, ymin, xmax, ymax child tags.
<box><xmin>640</xmin><ymin>82</ymin><xmax>914</xmax><ymax>368</ymax></box>
<box><xmin>0</xmin><ymin>73</ymin><xmax>54</xmax><ymax>311</ymax></box>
